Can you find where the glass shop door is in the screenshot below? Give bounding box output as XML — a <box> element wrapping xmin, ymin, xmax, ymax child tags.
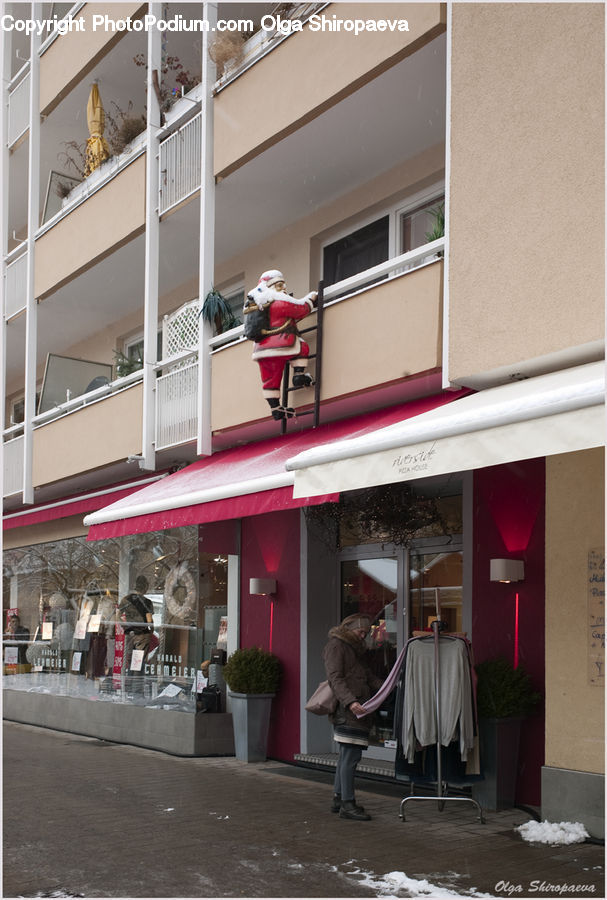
<box><xmin>340</xmin><ymin>545</ymin><xmax>405</xmax><ymax>761</ymax></box>
<box><xmin>340</xmin><ymin>539</ymin><xmax>464</xmax><ymax>762</ymax></box>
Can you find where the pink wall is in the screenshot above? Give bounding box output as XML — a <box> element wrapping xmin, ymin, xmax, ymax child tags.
<box><xmin>240</xmin><ymin>509</ymin><xmax>302</xmax><ymax>760</ymax></box>
<box><xmin>472</xmin><ymin>459</ymin><xmax>546</xmax><ymax>805</ymax></box>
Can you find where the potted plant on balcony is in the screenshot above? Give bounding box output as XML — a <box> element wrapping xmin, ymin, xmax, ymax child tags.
<box><xmin>472</xmin><ymin>657</ymin><xmax>541</xmax><ymax>810</ymax></box>
<box><xmin>425</xmin><ymin>202</ymin><xmax>445</xmax><ymax>257</ymax></box>
<box><xmin>202</xmin><ymin>288</ymin><xmax>239</xmax><ymax>335</ymax></box>
<box><xmin>223</xmin><ymin>647</ymin><xmax>281</xmax><ymax>762</ymax></box>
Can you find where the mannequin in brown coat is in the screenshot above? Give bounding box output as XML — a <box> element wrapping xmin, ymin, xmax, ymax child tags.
<box><xmin>323</xmin><ymin>614</ymin><xmax>383</xmax><ymax>820</ymax></box>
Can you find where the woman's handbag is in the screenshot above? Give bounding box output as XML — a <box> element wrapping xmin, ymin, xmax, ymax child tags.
<box><xmin>305</xmin><ymin>680</ymin><xmax>337</xmax><ymax>716</ymax></box>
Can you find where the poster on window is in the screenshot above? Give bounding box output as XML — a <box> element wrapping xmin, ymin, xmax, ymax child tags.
<box><xmin>112</xmin><ymin>624</ymin><xmax>125</xmax><ymax>689</ymax></box>
<box><xmin>88</xmin><ymin>614</ymin><xmax>101</xmax><ymax>633</ymax></box>
<box><xmin>4</xmin><ymin>646</ymin><xmax>18</xmax><ymax>666</ymax></box>
<box><xmin>74</xmin><ymin>617</ymin><xmax>89</xmax><ymax>640</ymax></box>
<box><xmin>71</xmin><ymin>651</ymin><xmax>82</xmax><ymax>672</ymax></box>
<box><xmin>42</xmin><ymin>622</ymin><xmax>53</xmax><ymax>640</ymax></box>
<box><xmin>130</xmin><ymin>649</ymin><xmax>145</xmax><ymax>672</ymax></box>
<box><xmin>5</xmin><ymin>608</ymin><xmax>19</xmax><ymax>630</ymax></box>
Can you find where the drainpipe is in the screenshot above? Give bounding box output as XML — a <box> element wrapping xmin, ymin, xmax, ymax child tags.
<box><xmin>23</xmin><ymin>3</ymin><xmax>41</xmax><ymax>505</ymax></box>
<box><xmin>197</xmin><ymin>1</ymin><xmax>216</xmax><ymax>457</ymax></box>
<box><xmin>141</xmin><ymin>2</ymin><xmax>162</xmax><ymax>471</ymax></box>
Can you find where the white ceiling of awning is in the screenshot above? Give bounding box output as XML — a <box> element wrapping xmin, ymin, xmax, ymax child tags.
<box><xmin>287</xmin><ymin>362</ymin><xmax>606</xmax><ymax>498</ymax></box>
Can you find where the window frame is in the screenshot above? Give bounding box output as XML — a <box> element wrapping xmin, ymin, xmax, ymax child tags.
<box><xmin>320</xmin><ymin>180</ymin><xmax>445</xmax><ymax>286</ymax></box>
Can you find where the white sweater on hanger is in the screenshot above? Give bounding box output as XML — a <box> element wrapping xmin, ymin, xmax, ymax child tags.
<box><xmin>402</xmin><ymin>638</ymin><xmax>475</xmax><ymax>763</ymax></box>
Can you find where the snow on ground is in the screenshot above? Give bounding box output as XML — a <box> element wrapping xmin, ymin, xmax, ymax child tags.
<box><xmin>344</xmin><ymin>864</ymin><xmax>495</xmax><ymax>898</ymax></box>
<box><xmin>516</xmin><ymin>820</ymin><xmax>589</xmax><ymax>846</ymax></box>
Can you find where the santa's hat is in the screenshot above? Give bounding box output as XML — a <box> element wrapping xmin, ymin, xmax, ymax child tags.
<box><xmin>257</xmin><ymin>270</ymin><xmax>284</xmax><ymax>289</ymax></box>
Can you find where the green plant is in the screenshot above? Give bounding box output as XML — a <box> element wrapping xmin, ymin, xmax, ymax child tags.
<box><xmin>425</xmin><ymin>202</ymin><xmax>445</xmax><ymax>243</ymax></box>
<box><xmin>202</xmin><ymin>288</ymin><xmax>239</xmax><ymax>335</ymax></box>
<box><xmin>223</xmin><ymin>647</ymin><xmax>281</xmax><ymax>694</ymax></box>
<box><xmin>475</xmin><ymin>657</ymin><xmax>541</xmax><ymax>719</ymax></box>
<box><xmin>113</xmin><ymin>348</ymin><xmax>142</xmax><ymax>378</ymax></box>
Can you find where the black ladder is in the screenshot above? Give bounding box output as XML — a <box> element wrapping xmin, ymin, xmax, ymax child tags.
<box><xmin>279</xmin><ymin>281</ymin><xmax>324</xmax><ymax>434</ymax></box>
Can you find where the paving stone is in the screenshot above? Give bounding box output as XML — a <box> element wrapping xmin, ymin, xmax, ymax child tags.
<box><xmin>3</xmin><ymin>722</ymin><xmax>604</xmax><ymax>899</ymax></box>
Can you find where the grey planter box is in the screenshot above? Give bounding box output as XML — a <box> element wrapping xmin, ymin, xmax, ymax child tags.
<box><xmin>3</xmin><ymin>688</ymin><xmax>235</xmax><ymax>757</ymax></box>
<box><xmin>472</xmin><ymin>716</ymin><xmax>523</xmax><ymax>811</ymax></box>
<box><xmin>228</xmin><ymin>692</ymin><xmax>274</xmax><ymax>762</ymax></box>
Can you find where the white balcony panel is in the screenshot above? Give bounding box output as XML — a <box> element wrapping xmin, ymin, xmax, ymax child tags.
<box><xmin>3</xmin><ymin>435</ymin><xmax>24</xmax><ymax>497</ymax></box>
<box><xmin>8</xmin><ymin>73</ymin><xmax>30</xmax><ymax>147</ymax></box>
<box><xmin>159</xmin><ymin>113</ymin><xmax>202</xmax><ymax>216</ymax></box>
<box><xmin>5</xmin><ymin>252</ymin><xmax>28</xmax><ymax>320</ymax></box>
<box><xmin>156</xmin><ymin>361</ymin><xmax>198</xmax><ymax>450</ymax></box>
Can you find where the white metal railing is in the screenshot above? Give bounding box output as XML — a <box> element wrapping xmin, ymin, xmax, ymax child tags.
<box><xmin>4</xmin><ymin>250</ymin><xmax>28</xmax><ymax>319</ymax></box>
<box><xmin>159</xmin><ymin>113</ymin><xmax>202</xmax><ymax>216</ymax></box>
<box><xmin>208</xmin><ymin>238</ymin><xmax>445</xmax><ymax>351</ymax></box>
<box><xmin>155</xmin><ymin>360</ymin><xmax>198</xmax><ymax>450</ymax></box>
<box><xmin>3</xmin><ymin>434</ymin><xmax>24</xmax><ymax>497</ymax></box>
<box><xmin>8</xmin><ymin>72</ymin><xmax>30</xmax><ymax>147</ymax></box>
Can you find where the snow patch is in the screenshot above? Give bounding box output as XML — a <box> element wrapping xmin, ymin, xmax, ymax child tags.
<box><xmin>345</xmin><ymin>865</ymin><xmax>494</xmax><ymax>898</ymax></box>
<box><xmin>516</xmin><ymin>820</ymin><xmax>589</xmax><ymax>846</ymax></box>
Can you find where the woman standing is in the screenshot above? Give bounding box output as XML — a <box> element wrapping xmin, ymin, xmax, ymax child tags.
<box><xmin>323</xmin><ymin>614</ymin><xmax>383</xmax><ymax>821</ymax></box>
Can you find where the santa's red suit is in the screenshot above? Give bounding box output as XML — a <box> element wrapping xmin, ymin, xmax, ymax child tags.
<box><xmin>246</xmin><ymin>270</ymin><xmax>316</xmax><ymax>417</ymax></box>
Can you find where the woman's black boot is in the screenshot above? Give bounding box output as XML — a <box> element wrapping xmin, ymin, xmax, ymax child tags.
<box><xmin>339</xmin><ymin>800</ymin><xmax>371</xmax><ymax>821</ymax></box>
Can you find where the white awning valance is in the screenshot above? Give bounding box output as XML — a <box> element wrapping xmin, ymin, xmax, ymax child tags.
<box><xmin>287</xmin><ymin>362</ymin><xmax>605</xmax><ymax>498</ymax></box>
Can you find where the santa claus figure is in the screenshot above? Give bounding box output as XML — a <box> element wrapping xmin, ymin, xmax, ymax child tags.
<box><xmin>244</xmin><ymin>270</ymin><xmax>317</xmax><ymax>420</ymax></box>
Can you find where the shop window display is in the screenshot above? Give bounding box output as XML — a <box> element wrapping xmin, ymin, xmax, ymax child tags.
<box><xmin>2</xmin><ymin>528</ymin><xmax>232</xmax><ymax>712</ymax></box>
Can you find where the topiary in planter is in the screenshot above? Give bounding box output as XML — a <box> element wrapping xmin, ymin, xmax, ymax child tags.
<box><xmin>475</xmin><ymin>657</ymin><xmax>541</xmax><ymax>719</ymax></box>
<box><xmin>223</xmin><ymin>647</ymin><xmax>281</xmax><ymax>695</ymax></box>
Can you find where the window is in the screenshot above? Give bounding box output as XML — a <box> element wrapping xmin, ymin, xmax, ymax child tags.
<box><xmin>400</xmin><ymin>196</ymin><xmax>444</xmax><ymax>253</ymax></box>
<box><xmin>320</xmin><ymin>184</ymin><xmax>444</xmax><ymax>292</ymax></box>
<box><xmin>323</xmin><ymin>217</ymin><xmax>389</xmax><ymax>288</ymax></box>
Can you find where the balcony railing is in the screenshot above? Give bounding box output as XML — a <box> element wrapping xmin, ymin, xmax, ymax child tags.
<box><xmin>159</xmin><ymin>113</ymin><xmax>202</xmax><ymax>216</ymax></box>
<box><xmin>31</xmin><ymin>369</ymin><xmax>143</xmax><ymax>427</ymax></box>
<box><xmin>7</xmin><ymin>71</ymin><xmax>30</xmax><ymax>148</ymax></box>
<box><xmin>215</xmin><ymin>3</ymin><xmax>327</xmax><ymax>91</ymax></box>
<box><xmin>209</xmin><ymin>237</ymin><xmax>445</xmax><ymax>351</ymax></box>
<box><xmin>3</xmin><ymin>434</ymin><xmax>24</xmax><ymax>497</ymax></box>
<box><xmin>155</xmin><ymin>357</ymin><xmax>198</xmax><ymax>450</ymax></box>
<box><xmin>4</xmin><ymin>247</ymin><xmax>28</xmax><ymax>320</ymax></box>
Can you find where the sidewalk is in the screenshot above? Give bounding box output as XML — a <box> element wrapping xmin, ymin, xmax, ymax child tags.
<box><xmin>3</xmin><ymin>721</ymin><xmax>604</xmax><ymax>899</ymax></box>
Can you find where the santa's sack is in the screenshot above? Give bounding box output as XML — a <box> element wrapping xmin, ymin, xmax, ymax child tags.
<box><xmin>305</xmin><ymin>680</ymin><xmax>337</xmax><ymax>716</ymax></box>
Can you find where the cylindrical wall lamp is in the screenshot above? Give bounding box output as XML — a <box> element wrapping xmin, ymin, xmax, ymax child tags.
<box><xmin>249</xmin><ymin>578</ymin><xmax>277</xmax><ymax>596</ymax></box>
<box><xmin>490</xmin><ymin>559</ymin><xmax>524</xmax><ymax>584</ymax></box>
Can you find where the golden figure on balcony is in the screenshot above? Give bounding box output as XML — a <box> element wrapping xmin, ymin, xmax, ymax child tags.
<box><xmin>244</xmin><ymin>270</ymin><xmax>317</xmax><ymax>421</ymax></box>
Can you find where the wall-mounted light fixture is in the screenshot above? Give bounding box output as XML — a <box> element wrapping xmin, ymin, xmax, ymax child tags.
<box><xmin>249</xmin><ymin>578</ymin><xmax>277</xmax><ymax>596</ymax></box>
<box><xmin>490</xmin><ymin>559</ymin><xmax>524</xmax><ymax>584</ymax></box>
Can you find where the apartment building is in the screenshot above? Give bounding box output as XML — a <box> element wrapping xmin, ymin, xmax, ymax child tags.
<box><xmin>2</xmin><ymin>2</ymin><xmax>604</xmax><ymax>835</ymax></box>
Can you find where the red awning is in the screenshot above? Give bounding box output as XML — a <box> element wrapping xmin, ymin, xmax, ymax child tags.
<box><xmin>84</xmin><ymin>393</ymin><xmax>462</xmax><ymax>540</ymax></box>
<box><xmin>3</xmin><ymin>475</ymin><xmax>165</xmax><ymax>531</ymax></box>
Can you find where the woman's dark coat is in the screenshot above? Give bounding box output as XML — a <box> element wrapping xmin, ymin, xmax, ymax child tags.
<box><xmin>323</xmin><ymin>625</ymin><xmax>383</xmax><ymax>741</ymax></box>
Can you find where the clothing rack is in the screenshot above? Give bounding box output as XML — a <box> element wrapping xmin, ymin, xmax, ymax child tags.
<box><xmin>400</xmin><ymin>590</ymin><xmax>484</xmax><ymax>823</ymax></box>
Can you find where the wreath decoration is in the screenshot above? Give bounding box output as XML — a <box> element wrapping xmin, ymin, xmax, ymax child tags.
<box><xmin>164</xmin><ymin>561</ymin><xmax>196</xmax><ymax>621</ymax></box>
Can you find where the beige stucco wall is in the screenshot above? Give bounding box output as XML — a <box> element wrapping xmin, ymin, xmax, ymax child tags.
<box><xmin>449</xmin><ymin>4</ymin><xmax>604</xmax><ymax>383</ymax></box>
<box><xmin>215</xmin><ymin>142</ymin><xmax>444</xmax><ymax>300</ymax></box>
<box><xmin>545</xmin><ymin>448</ymin><xmax>604</xmax><ymax>774</ymax></box>
<box><xmin>211</xmin><ymin>260</ymin><xmax>442</xmax><ymax>431</ymax></box>
<box><xmin>214</xmin><ymin>2</ymin><xmax>445</xmax><ymax>177</ymax></box>
<box><xmin>3</xmin><ymin>514</ymin><xmax>88</xmax><ymax>549</ymax></box>
<box><xmin>39</xmin><ymin>2</ymin><xmax>145</xmax><ymax>115</ymax></box>
<box><xmin>32</xmin><ymin>383</ymin><xmax>142</xmax><ymax>487</ymax></box>
<box><xmin>35</xmin><ymin>155</ymin><xmax>145</xmax><ymax>300</ymax></box>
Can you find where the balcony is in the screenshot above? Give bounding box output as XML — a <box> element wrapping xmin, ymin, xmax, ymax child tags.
<box><xmin>31</xmin><ymin>379</ymin><xmax>143</xmax><ymax>488</ymax></box>
<box><xmin>211</xmin><ymin>243</ymin><xmax>444</xmax><ymax>432</ymax></box>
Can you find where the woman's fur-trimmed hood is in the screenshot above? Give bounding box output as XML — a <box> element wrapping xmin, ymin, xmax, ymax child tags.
<box><xmin>327</xmin><ymin>624</ymin><xmax>367</xmax><ymax>656</ymax></box>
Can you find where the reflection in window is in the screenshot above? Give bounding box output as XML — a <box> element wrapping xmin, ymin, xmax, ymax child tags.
<box><xmin>2</xmin><ymin>527</ymin><xmax>233</xmax><ymax>712</ymax></box>
<box><xmin>409</xmin><ymin>550</ymin><xmax>463</xmax><ymax>636</ymax></box>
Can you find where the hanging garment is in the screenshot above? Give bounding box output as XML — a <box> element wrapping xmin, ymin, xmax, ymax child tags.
<box><xmin>402</xmin><ymin>637</ymin><xmax>475</xmax><ymax>762</ymax></box>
